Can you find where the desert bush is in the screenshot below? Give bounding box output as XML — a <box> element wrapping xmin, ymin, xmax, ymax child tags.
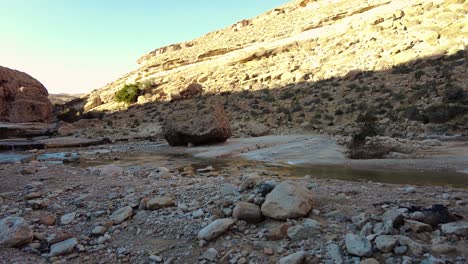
<box><xmin>115</xmin><ymin>84</ymin><xmax>141</xmax><ymax>104</ymax></box>
<box><xmin>443</xmin><ymin>86</ymin><xmax>467</xmax><ymax>104</ymax></box>
<box><xmin>423</xmin><ymin>104</ymin><xmax>467</xmax><ymax>123</ymax></box>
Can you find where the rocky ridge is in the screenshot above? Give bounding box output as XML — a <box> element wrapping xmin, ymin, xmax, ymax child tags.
<box><xmin>62</xmin><ymin>0</ymin><xmax>467</xmax><ymax>139</ymax></box>
<box><xmin>0</xmin><ymin>66</ymin><xmax>53</xmax><ymax>123</ymax></box>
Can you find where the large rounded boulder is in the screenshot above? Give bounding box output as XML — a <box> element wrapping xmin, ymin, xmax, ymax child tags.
<box><xmin>0</xmin><ymin>66</ymin><xmax>53</xmax><ymax>123</ymax></box>
<box><xmin>162</xmin><ymin>105</ymin><xmax>232</xmax><ymax>146</ymax></box>
<box><xmin>261</xmin><ymin>181</ymin><xmax>315</xmax><ymax>220</ymax></box>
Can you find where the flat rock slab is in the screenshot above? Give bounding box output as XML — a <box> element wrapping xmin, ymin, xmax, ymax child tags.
<box><xmin>0</xmin><ymin>137</ymin><xmax>109</xmax><ymax>151</ymax></box>
<box><xmin>186</xmin><ymin>135</ymin><xmax>346</xmax><ymax>165</ymax></box>
<box><xmin>0</xmin><ymin>122</ymin><xmax>55</xmax><ymax>139</ymax></box>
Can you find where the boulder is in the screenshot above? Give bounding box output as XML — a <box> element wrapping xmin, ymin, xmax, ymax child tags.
<box><xmin>0</xmin><ymin>217</ymin><xmax>33</xmax><ymax>247</ymax></box>
<box><xmin>162</xmin><ymin>105</ymin><xmax>232</xmax><ymax>146</ymax></box>
<box><xmin>261</xmin><ymin>181</ymin><xmax>314</xmax><ymax>220</ymax></box>
<box><xmin>0</xmin><ymin>66</ymin><xmax>52</xmax><ymax>123</ymax></box>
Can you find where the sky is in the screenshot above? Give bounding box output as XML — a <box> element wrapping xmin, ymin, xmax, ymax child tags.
<box><xmin>0</xmin><ymin>0</ymin><xmax>289</xmax><ymax>94</ymax></box>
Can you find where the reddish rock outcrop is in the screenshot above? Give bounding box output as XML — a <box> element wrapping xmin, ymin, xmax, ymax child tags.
<box><xmin>0</xmin><ymin>66</ymin><xmax>53</xmax><ymax>123</ymax></box>
<box><xmin>162</xmin><ymin>105</ymin><xmax>232</xmax><ymax>146</ymax></box>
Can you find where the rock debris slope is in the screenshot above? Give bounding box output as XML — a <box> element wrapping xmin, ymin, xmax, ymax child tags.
<box><xmin>66</xmin><ymin>0</ymin><xmax>466</xmax><ymax>137</ymax></box>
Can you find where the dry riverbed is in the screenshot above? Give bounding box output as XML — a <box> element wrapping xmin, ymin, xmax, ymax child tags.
<box><xmin>0</xmin><ymin>138</ymin><xmax>467</xmax><ymax>264</ymax></box>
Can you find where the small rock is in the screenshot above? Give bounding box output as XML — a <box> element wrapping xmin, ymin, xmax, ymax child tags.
<box><xmin>60</xmin><ymin>212</ymin><xmax>76</xmax><ymax>225</ymax></box>
<box><xmin>232</xmin><ymin>202</ymin><xmax>262</xmax><ymax>223</ymax></box>
<box><xmin>197</xmin><ymin>166</ymin><xmax>214</xmax><ymax>173</ymax></box>
<box><xmin>39</xmin><ymin>215</ymin><xmax>56</xmax><ymax>226</ymax></box>
<box><xmin>146</xmin><ymin>196</ymin><xmax>175</xmax><ymax>210</ymax></box>
<box><xmin>404</xmin><ymin>220</ymin><xmax>432</xmax><ymax>233</ymax></box>
<box><xmin>402</xmin><ymin>187</ymin><xmax>416</xmax><ymax>193</ymax></box>
<box><xmin>375</xmin><ymin>235</ymin><xmax>397</xmax><ymax>253</ymax></box>
<box><xmin>192</xmin><ymin>209</ymin><xmax>204</xmax><ymax>218</ymax></box>
<box><xmin>326</xmin><ymin>243</ymin><xmax>345</xmax><ymax>264</ymax></box>
<box><xmin>397</xmin><ymin>236</ymin><xmax>424</xmax><ymax>255</ymax></box>
<box><xmin>198</xmin><ymin>218</ymin><xmax>235</xmax><ymax>241</ymax></box>
<box><xmin>49</xmin><ymin>237</ymin><xmax>78</xmax><ymax>257</ymax></box>
<box><xmin>91</xmin><ymin>226</ymin><xmax>107</xmax><ymax>236</ymax></box>
<box><xmin>201</xmin><ymin>248</ymin><xmax>218</xmax><ymax>261</ymax></box>
<box><xmin>394</xmin><ymin>245</ymin><xmax>408</xmax><ymax>254</ymax></box>
<box><xmin>149</xmin><ymin>255</ymin><xmax>162</xmax><ymax>263</ymax></box>
<box><xmin>345</xmin><ymin>234</ymin><xmax>372</xmax><ymax>257</ymax></box>
<box><xmin>239</xmin><ymin>173</ymin><xmax>260</xmax><ymax>191</ymax></box>
<box><xmin>0</xmin><ymin>217</ymin><xmax>33</xmax><ymax>247</ymax></box>
<box><xmin>263</xmin><ymin>247</ymin><xmax>273</xmax><ymax>255</ymax></box>
<box><xmin>268</xmin><ymin>223</ymin><xmax>292</xmax><ymax>240</ymax></box>
<box><xmin>440</xmin><ymin>221</ymin><xmax>468</xmax><ymax>236</ymax></box>
<box><xmin>361</xmin><ymin>258</ymin><xmax>379</xmax><ymax>264</ymax></box>
<box><xmin>109</xmin><ymin>206</ymin><xmax>133</xmax><ymax>225</ymax></box>
<box><xmin>24</xmin><ymin>192</ymin><xmax>42</xmax><ymax>200</ymax></box>
<box><xmin>382</xmin><ymin>209</ymin><xmax>404</xmax><ymax>228</ymax></box>
<box><xmin>431</xmin><ymin>243</ymin><xmax>457</xmax><ymax>254</ymax></box>
<box><xmin>279</xmin><ymin>251</ymin><xmax>307</xmax><ymax>264</ymax></box>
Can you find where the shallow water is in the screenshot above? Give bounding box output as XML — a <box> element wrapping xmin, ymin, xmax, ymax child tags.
<box><xmin>85</xmin><ymin>152</ymin><xmax>468</xmax><ymax>188</ymax></box>
<box><xmin>2</xmin><ymin>150</ymin><xmax>467</xmax><ymax>188</ymax></box>
<box><xmin>0</xmin><ymin>152</ymin><xmax>31</xmax><ymax>163</ymax></box>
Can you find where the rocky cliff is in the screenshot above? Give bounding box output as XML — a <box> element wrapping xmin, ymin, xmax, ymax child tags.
<box><xmin>68</xmin><ymin>0</ymin><xmax>467</xmax><ymax>138</ymax></box>
<box><xmin>0</xmin><ymin>66</ymin><xmax>53</xmax><ymax>123</ymax></box>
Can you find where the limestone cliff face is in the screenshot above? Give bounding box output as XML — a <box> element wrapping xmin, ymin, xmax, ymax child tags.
<box><xmin>0</xmin><ymin>66</ymin><xmax>53</xmax><ymax>123</ymax></box>
<box><xmin>75</xmin><ymin>0</ymin><xmax>467</xmax><ymax>137</ymax></box>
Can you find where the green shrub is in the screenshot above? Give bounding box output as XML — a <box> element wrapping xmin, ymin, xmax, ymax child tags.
<box><xmin>115</xmin><ymin>84</ymin><xmax>141</xmax><ymax>104</ymax></box>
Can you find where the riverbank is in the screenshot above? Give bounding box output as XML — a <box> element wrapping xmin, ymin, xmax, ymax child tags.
<box><xmin>0</xmin><ymin>136</ymin><xmax>467</xmax><ymax>263</ymax></box>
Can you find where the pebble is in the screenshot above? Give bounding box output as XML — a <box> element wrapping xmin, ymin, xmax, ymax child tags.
<box><xmin>201</xmin><ymin>248</ymin><xmax>218</xmax><ymax>261</ymax></box>
<box><xmin>149</xmin><ymin>255</ymin><xmax>162</xmax><ymax>262</ymax></box>
<box><xmin>60</xmin><ymin>212</ymin><xmax>76</xmax><ymax>225</ymax></box>
<box><xmin>192</xmin><ymin>209</ymin><xmax>204</xmax><ymax>218</ymax></box>
<box><xmin>91</xmin><ymin>226</ymin><xmax>107</xmax><ymax>236</ymax></box>
<box><xmin>279</xmin><ymin>251</ymin><xmax>307</xmax><ymax>264</ymax></box>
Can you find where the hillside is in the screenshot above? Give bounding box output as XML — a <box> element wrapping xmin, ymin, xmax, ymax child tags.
<box><xmin>64</xmin><ymin>0</ymin><xmax>467</xmax><ymax>138</ymax></box>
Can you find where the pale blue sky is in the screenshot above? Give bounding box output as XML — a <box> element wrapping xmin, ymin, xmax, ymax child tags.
<box><xmin>0</xmin><ymin>0</ymin><xmax>289</xmax><ymax>94</ymax></box>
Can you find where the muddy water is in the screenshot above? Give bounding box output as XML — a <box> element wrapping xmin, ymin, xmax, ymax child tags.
<box><xmin>82</xmin><ymin>152</ymin><xmax>468</xmax><ymax>189</ymax></box>
<box><xmin>2</xmin><ymin>150</ymin><xmax>467</xmax><ymax>188</ymax></box>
